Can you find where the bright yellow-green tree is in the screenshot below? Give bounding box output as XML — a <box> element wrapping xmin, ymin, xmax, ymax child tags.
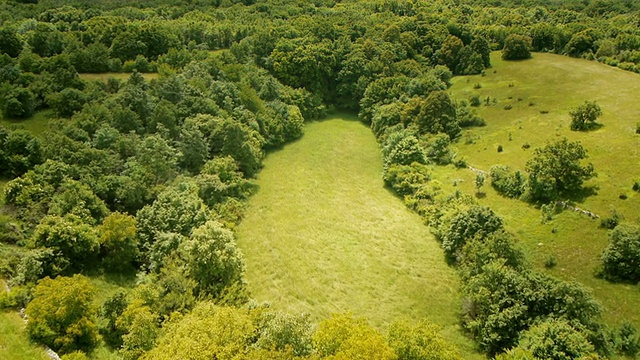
<box><xmin>26</xmin><ymin>275</ymin><xmax>100</xmax><ymax>354</ymax></box>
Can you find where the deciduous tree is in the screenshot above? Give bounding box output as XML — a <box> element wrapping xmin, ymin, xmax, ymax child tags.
<box><xmin>569</xmin><ymin>101</ymin><xmax>602</xmax><ymax>131</ymax></box>
<box><xmin>26</xmin><ymin>275</ymin><xmax>100</xmax><ymax>354</ymax></box>
<box><xmin>502</xmin><ymin>34</ymin><xmax>532</xmax><ymax>60</ymax></box>
<box><xmin>525</xmin><ymin>139</ymin><xmax>596</xmax><ymax>201</ymax></box>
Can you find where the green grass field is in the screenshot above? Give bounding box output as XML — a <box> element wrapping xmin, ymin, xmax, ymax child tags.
<box><xmin>236</xmin><ymin>114</ymin><xmax>481</xmax><ymax>357</ymax></box>
<box><xmin>0</xmin><ymin>312</ymin><xmax>50</xmax><ymax>360</ymax></box>
<box><xmin>0</xmin><ymin>110</ymin><xmax>54</xmax><ymax>137</ymax></box>
<box><xmin>448</xmin><ymin>52</ymin><xmax>640</xmax><ymax>327</ymax></box>
<box><xmin>0</xmin><ymin>280</ymin><xmax>49</xmax><ymax>360</ymax></box>
<box><xmin>79</xmin><ymin>72</ymin><xmax>159</xmax><ymax>82</ymax></box>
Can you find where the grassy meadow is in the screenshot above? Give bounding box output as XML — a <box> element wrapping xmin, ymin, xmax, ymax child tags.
<box><xmin>447</xmin><ymin>52</ymin><xmax>640</xmax><ymax>327</ymax></box>
<box><xmin>0</xmin><ymin>280</ymin><xmax>49</xmax><ymax>360</ymax></box>
<box><xmin>79</xmin><ymin>72</ymin><xmax>159</xmax><ymax>83</ymax></box>
<box><xmin>0</xmin><ymin>312</ymin><xmax>49</xmax><ymax>360</ymax></box>
<box><xmin>0</xmin><ymin>110</ymin><xmax>53</xmax><ymax>137</ymax></box>
<box><xmin>236</xmin><ymin>114</ymin><xmax>481</xmax><ymax>357</ymax></box>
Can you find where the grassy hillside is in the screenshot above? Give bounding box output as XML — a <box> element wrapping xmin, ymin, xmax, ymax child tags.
<box><xmin>236</xmin><ymin>114</ymin><xmax>480</xmax><ymax>357</ymax></box>
<box><xmin>448</xmin><ymin>52</ymin><xmax>640</xmax><ymax>327</ymax></box>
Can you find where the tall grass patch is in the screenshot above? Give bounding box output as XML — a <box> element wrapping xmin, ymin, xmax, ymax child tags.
<box><xmin>236</xmin><ymin>114</ymin><xmax>480</xmax><ymax>357</ymax></box>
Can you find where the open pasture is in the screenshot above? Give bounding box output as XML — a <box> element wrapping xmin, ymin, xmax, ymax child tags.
<box><xmin>448</xmin><ymin>52</ymin><xmax>640</xmax><ymax>327</ymax></box>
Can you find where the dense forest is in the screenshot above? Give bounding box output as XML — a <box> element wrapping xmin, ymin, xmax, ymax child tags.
<box><xmin>1</xmin><ymin>0</ymin><xmax>640</xmax><ymax>359</ymax></box>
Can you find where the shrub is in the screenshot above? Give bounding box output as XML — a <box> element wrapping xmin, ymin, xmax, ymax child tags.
<box><xmin>458</xmin><ymin>230</ymin><xmax>527</xmax><ymax>280</ymax></box>
<box><xmin>457</xmin><ymin>101</ymin><xmax>486</xmax><ymax>127</ymax></box>
<box><xmin>0</xmin><ymin>285</ymin><xmax>31</xmax><ymax>309</ymax></box>
<box><xmin>442</xmin><ymin>206</ymin><xmax>504</xmax><ymax>263</ymax></box>
<box><xmin>520</xmin><ymin>319</ymin><xmax>595</xmax><ymax>360</ymax></box>
<box><xmin>462</xmin><ymin>262</ymin><xmax>602</xmax><ymax>356</ymax></box>
<box><xmin>0</xmin><ymin>216</ymin><xmax>23</xmax><ymax>244</ymax></box>
<box><xmin>26</xmin><ymin>275</ymin><xmax>100</xmax><ymax>354</ymax></box>
<box><xmin>254</xmin><ymin>311</ymin><xmax>313</xmax><ymax>356</ymax></box>
<box><xmin>632</xmin><ymin>180</ymin><xmax>640</xmax><ymax>192</ymax></box>
<box><xmin>525</xmin><ymin>138</ymin><xmax>595</xmax><ymax>202</ymax></box>
<box><xmin>618</xmin><ymin>321</ymin><xmax>640</xmax><ymax>357</ymax></box>
<box><xmin>388</xmin><ymin>320</ymin><xmax>463</xmax><ymax>360</ymax></box>
<box><xmin>544</xmin><ymin>255</ymin><xmax>557</xmax><ymax>269</ymax></box>
<box><xmin>60</xmin><ymin>352</ymin><xmax>88</xmax><ymax>360</ymax></box>
<box><xmin>314</xmin><ymin>313</ymin><xmax>396</xmax><ymax>359</ymax></box>
<box><xmin>490</xmin><ymin>165</ymin><xmax>527</xmax><ymax>198</ymax></box>
<box><xmin>469</xmin><ymin>95</ymin><xmax>481</xmax><ymax>107</ymax></box>
<box><xmin>453</xmin><ymin>157</ymin><xmax>467</xmax><ymax>169</ymax></box>
<box><xmin>600</xmin><ymin>210</ymin><xmax>621</xmax><ymax>230</ymax></box>
<box><xmin>601</xmin><ymin>224</ymin><xmax>640</xmax><ymax>283</ymax></box>
<box><xmin>497</xmin><ymin>145</ymin><xmax>503</xmax><ymax>152</ymax></box>
<box><xmin>384</xmin><ymin>163</ymin><xmax>431</xmax><ymax>197</ymax></box>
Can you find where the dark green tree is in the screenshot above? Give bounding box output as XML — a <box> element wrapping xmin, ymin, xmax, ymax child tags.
<box><xmin>46</xmin><ymin>88</ymin><xmax>87</xmax><ymax>118</ymax></box>
<box><xmin>525</xmin><ymin>139</ymin><xmax>596</xmax><ymax>201</ymax></box>
<box><xmin>569</xmin><ymin>101</ymin><xmax>602</xmax><ymax>131</ymax></box>
<box><xmin>601</xmin><ymin>224</ymin><xmax>640</xmax><ymax>283</ymax></box>
<box><xmin>436</xmin><ymin>35</ymin><xmax>464</xmax><ymax>72</ymax></box>
<box><xmin>442</xmin><ymin>206</ymin><xmax>504</xmax><ymax>263</ymax></box>
<box><xmin>0</xmin><ymin>27</ymin><xmax>23</xmax><ymax>57</ymax></box>
<box><xmin>402</xmin><ymin>91</ymin><xmax>460</xmax><ymax>139</ymax></box>
<box><xmin>178</xmin><ymin>119</ymin><xmax>209</xmax><ymax>174</ymax></box>
<box><xmin>471</xmin><ymin>36</ymin><xmax>491</xmax><ymax>68</ymax></box>
<box><xmin>30</xmin><ymin>214</ymin><xmax>100</xmax><ymax>275</ymax></box>
<box><xmin>136</xmin><ymin>183</ymin><xmax>209</xmax><ymax>256</ymax></box>
<box><xmin>2</xmin><ymin>86</ymin><xmax>35</xmax><ymax>119</ymax></box>
<box><xmin>502</xmin><ymin>34</ymin><xmax>532</xmax><ymax>60</ymax></box>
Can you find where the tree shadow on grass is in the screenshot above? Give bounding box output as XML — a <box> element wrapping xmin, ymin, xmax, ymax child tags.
<box><xmin>573</xmin><ymin>123</ymin><xmax>604</xmax><ymax>132</ymax></box>
<box><xmin>563</xmin><ymin>185</ymin><xmax>599</xmax><ymax>204</ymax></box>
<box><xmin>85</xmin><ymin>265</ymin><xmax>138</xmax><ymax>288</ymax></box>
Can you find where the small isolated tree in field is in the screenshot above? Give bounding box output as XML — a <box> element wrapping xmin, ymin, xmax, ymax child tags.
<box><xmin>474</xmin><ymin>173</ymin><xmax>485</xmax><ymax>195</ymax></box>
<box><xmin>570</xmin><ymin>101</ymin><xmax>602</xmax><ymax>131</ymax></box>
<box><xmin>525</xmin><ymin>138</ymin><xmax>596</xmax><ymax>202</ymax></box>
<box><xmin>26</xmin><ymin>275</ymin><xmax>100</xmax><ymax>354</ymax></box>
<box><xmin>502</xmin><ymin>34</ymin><xmax>532</xmax><ymax>60</ymax></box>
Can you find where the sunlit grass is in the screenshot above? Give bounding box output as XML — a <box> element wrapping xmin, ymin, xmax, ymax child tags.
<box><xmin>79</xmin><ymin>72</ymin><xmax>159</xmax><ymax>82</ymax></box>
<box><xmin>448</xmin><ymin>52</ymin><xmax>640</xmax><ymax>328</ymax></box>
<box><xmin>0</xmin><ymin>312</ymin><xmax>50</xmax><ymax>360</ymax></box>
<box><xmin>236</xmin><ymin>113</ymin><xmax>481</xmax><ymax>358</ymax></box>
<box><xmin>0</xmin><ymin>280</ymin><xmax>49</xmax><ymax>360</ymax></box>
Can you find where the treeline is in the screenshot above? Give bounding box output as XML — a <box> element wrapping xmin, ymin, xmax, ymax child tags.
<box><xmin>1</xmin><ymin>0</ymin><xmax>639</xmax><ymax>359</ymax></box>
